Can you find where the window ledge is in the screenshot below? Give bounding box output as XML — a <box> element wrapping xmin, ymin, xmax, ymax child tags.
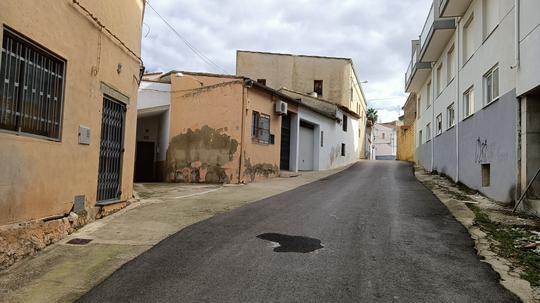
<box><xmin>462</xmin><ymin>113</ymin><xmax>475</xmax><ymax>122</ymax></box>
<box><xmin>483</xmin><ymin>97</ymin><xmax>500</xmax><ymax>110</ymax></box>
<box><xmin>446</xmin><ymin>124</ymin><xmax>455</xmax><ymax>131</ymax></box>
<box><xmin>0</xmin><ymin>129</ymin><xmax>62</xmax><ymax>143</ymax></box>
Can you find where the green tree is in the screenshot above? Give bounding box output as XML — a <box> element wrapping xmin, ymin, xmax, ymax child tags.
<box><xmin>367</xmin><ymin>108</ymin><xmax>378</xmax><ymax>125</ymax></box>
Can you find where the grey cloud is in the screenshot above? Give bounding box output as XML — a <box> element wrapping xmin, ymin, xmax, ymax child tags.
<box><xmin>142</xmin><ymin>0</ymin><xmax>432</xmax><ymax>120</ymax></box>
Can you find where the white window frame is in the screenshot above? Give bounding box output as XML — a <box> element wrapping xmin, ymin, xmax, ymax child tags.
<box><xmin>447</xmin><ymin>103</ymin><xmax>455</xmax><ymax>128</ymax></box>
<box><xmin>484</xmin><ymin>65</ymin><xmax>499</xmax><ymax>105</ymax></box>
<box><xmin>463</xmin><ymin>13</ymin><xmax>475</xmax><ymax>63</ymax></box>
<box><xmin>436</xmin><ymin>114</ymin><xmax>442</xmax><ymax>136</ymax></box>
<box><xmin>426</xmin><ymin>82</ymin><xmax>431</xmax><ymax>108</ymax></box>
<box><xmin>436</xmin><ymin>63</ymin><xmax>443</xmax><ymax>96</ymax></box>
<box><xmin>463</xmin><ymin>87</ymin><xmax>475</xmax><ymax>118</ymax></box>
<box><xmin>426</xmin><ymin>123</ymin><xmax>431</xmax><ymax>141</ymax></box>
<box><xmin>447</xmin><ymin>45</ymin><xmax>455</xmax><ymax>84</ymax></box>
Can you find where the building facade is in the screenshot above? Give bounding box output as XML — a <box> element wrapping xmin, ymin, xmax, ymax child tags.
<box><xmin>405</xmin><ymin>0</ymin><xmax>540</xmax><ymax>212</ymax></box>
<box><xmin>236</xmin><ymin>50</ymin><xmax>368</xmax><ymax>159</ymax></box>
<box><xmin>0</xmin><ymin>0</ymin><xmax>145</xmax><ymax>267</ymax></box>
<box><xmin>373</xmin><ymin>122</ymin><xmax>398</xmax><ymax>160</ymax></box>
<box><xmin>397</xmin><ymin>93</ymin><xmax>417</xmax><ymax>161</ymax></box>
<box><xmin>137</xmin><ymin>71</ymin><xmax>360</xmax><ymax>183</ymax></box>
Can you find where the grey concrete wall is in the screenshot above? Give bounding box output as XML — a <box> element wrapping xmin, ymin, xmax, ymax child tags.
<box><xmin>416</xmin><ymin>140</ymin><xmax>432</xmax><ymax>171</ymax></box>
<box><xmin>433</xmin><ymin>126</ymin><xmax>457</xmax><ymax>180</ymax></box>
<box><xmin>458</xmin><ymin>89</ymin><xmax>517</xmax><ymax>203</ymax></box>
<box><xmin>416</xmin><ymin>89</ymin><xmax>517</xmax><ymax>203</ymax></box>
<box><xmin>526</xmin><ymin>94</ymin><xmax>540</xmax><ymax>199</ymax></box>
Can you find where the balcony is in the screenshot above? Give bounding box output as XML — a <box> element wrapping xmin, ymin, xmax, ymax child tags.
<box><xmin>405</xmin><ymin>42</ymin><xmax>431</xmax><ymax>93</ymax></box>
<box><xmin>419</xmin><ymin>4</ymin><xmax>456</xmax><ymax>62</ymax></box>
<box><xmin>439</xmin><ymin>0</ymin><xmax>473</xmax><ymax>17</ymax></box>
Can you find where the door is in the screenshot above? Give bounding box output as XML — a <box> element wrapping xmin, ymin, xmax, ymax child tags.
<box><xmin>97</xmin><ymin>96</ymin><xmax>126</xmax><ymax>204</ymax></box>
<box><xmin>280</xmin><ymin>115</ymin><xmax>291</xmax><ymax>170</ymax></box>
<box><xmin>299</xmin><ymin>123</ymin><xmax>314</xmax><ymax>171</ymax></box>
<box><xmin>134</xmin><ymin>142</ymin><xmax>155</xmax><ymax>182</ymax></box>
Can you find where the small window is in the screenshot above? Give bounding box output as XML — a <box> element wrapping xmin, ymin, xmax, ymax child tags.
<box><xmin>341</xmin><ymin>143</ymin><xmax>346</xmax><ymax>156</ymax></box>
<box><xmin>484</xmin><ymin>65</ymin><xmax>499</xmax><ymax>105</ymax></box>
<box><xmin>417</xmin><ymin>96</ymin><xmax>422</xmax><ymax>118</ymax></box>
<box><xmin>320</xmin><ymin>131</ymin><xmax>324</xmax><ymax>147</ymax></box>
<box><xmin>447</xmin><ymin>45</ymin><xmax>455</xmax><ymax>83</ymax></box>
<box><xmin>464</xmin><ymin>87</ymin><xmax>475</xmax><ymax>117</ymax></box>
<box><xmin>314</xmin><ymin>80</ymin><xmax>323</xmax><ymax>97</ymax></box>
<box><xmin>257</xmin><ymin>79</ymin><xmax>266</xmax><ymax>85</ymax></box>
<box><xmin>447</xmin><ymin>103</ymin><xmax>455</xmax><ymax>128</ymax></box>
<box><xmin>251</xmin><ymin>111</ymin><xmax>270</xmax><ymax>144</ymax></box>
<box><xmin>0</xmin><ymin>29</ymin><xmax>66</xmax><ymax>139</ymax></box>
<box><xmin>436</xmin><ymin>64</ymin><xmax>443</xmax><ymax>95</ymax></box>
<box><xmin>418</xmin><ymin>130</ymin><xmax>423</xmax><ymax>145</ymax></box>
<box><xmin>382</xmin><ymin>133</ymin><xmax>385</xmax><ymax>140</ymax></box>
<box><xmin>426</xmin><ymin>123</ymin><xmax>431</xmax><ymax>141</ymax></box>
<box><xmin>436</xmin><ymin>114</ymin><xmax>442</xmax><ymax>135</ymax></box>
<box><xmin>463</xmin><ymin>14</ymin><xmax>475</xmax><ymax>62</ymax></box>
<box><xmin>482</xmin><ymin>164</ymin><xmax>490</xmax><ymax>187</ymax></box>
<box><xmin>426</xmin><ymin>82</ymin><xmax>432</xmax><ymax>108</ymax></box>
<box><xmin>342</xmin><ymin>114</ymin><xmax>348</xmax><ymax>132</ymax></box>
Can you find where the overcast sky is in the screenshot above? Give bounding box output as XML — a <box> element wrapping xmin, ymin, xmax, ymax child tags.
<box><xmin>141</xmin><ymin>0</ymin><xmax>432</xmax><ymax>122</ymax></box>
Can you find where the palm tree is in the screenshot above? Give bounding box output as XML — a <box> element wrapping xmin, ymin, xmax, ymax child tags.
<box><xmin>366</xmin><ymin>108</ymin><xmax>378</xmax><ymax>126</ymax></box>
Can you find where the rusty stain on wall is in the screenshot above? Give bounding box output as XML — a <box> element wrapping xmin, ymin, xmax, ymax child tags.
<box><xmin>167</xmin><ymin>125</ymin><xmax>239</xmax><ymax>183</ymax></box>
<box><xmin>243</xmin><ymin>158</ymin><xmax>279</xmax><ymax>182</ymax></box>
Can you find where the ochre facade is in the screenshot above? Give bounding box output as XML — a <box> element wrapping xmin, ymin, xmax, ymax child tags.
<box><xmin>0</xmin><ymin>0</ymin><xmax>145</xmax><ymax>225</ymax></box>
<box><xmin>167</xmin><ymin>73</ymin><xmax>288</xmax><ymax>184</ymax></box>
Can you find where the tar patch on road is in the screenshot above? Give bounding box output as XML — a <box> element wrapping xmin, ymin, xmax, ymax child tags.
<box><xmin>257</xmin><ymin>233</ymin><xmax>324</xmax><ymax>253</ymax></box>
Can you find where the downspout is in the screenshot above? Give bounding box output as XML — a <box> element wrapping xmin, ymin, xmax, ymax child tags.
<box><xmin>431</xmin><ymin>62</ymin><xmax>435</xmax><ymax>172</ymax></box>
<box><xmin>455</xmin><ymin>16</ymin><xmax>462</xmax><ymax>183</ymax></box>
<box><xmin>238</xmin><ymin>83</ymin><xmax>247</xmax><ymax>183</ymax></box>
<box><xmin>511</xmin><ymin>0</ymin><xmax>521</xmax><ymax>70</ymax></box>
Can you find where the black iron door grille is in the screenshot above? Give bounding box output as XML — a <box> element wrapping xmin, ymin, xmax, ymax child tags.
<box><xmin>97</xmin><ymin>96</ymin><xmax>125</xmax><ymax>204</ymax></box>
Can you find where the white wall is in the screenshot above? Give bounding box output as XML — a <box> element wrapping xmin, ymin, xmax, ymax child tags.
<box><xmin>297</xmin><ymin>107</ymin><xmax>359</xmax><ymax>170</ymax></box>
<box><xmin>373</xmin><ymin>124</ymin><xmax>396</xmax><ymax>158</ymax></box>
<box><xmin>517</xmin><ymin>0</ymin><xmax>540</xmax><ymax>96</ymax></box>
<box><xmin>138</xmin><ymin>81</ymin><xmax>171</xmax><ymax>110</ymax></box>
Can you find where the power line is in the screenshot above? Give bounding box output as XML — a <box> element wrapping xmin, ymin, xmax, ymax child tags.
<box><xmin>145</xmin><ymin>0</ymin><xmax>228</xmax><ymax>74</ymax></box>
<box><xmin>368</xmin><ymin>96</ymin><xmax>406</xmax><ymax>101</ymax></box>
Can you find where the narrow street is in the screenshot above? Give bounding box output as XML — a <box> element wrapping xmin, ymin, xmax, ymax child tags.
<box><xmin>77</xmin><ymin>161</ymin><xmax>519</xmax><ymax>302</ymax></box>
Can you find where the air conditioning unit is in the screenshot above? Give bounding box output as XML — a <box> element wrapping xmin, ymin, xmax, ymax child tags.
<box><xmin>275</xmin><ymin>100</ymin><xmax>288</xmax><ymax>115</ymax></box>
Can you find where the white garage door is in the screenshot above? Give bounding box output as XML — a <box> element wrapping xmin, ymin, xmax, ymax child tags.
<box><xmin>299</xmin><ymin>125</ymin><xmax>314</xmax><ymax>171</ymax></box>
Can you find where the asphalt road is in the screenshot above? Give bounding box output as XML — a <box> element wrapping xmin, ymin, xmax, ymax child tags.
<box><xmin>77</xmin><ymin>161</ymin><xmax>520</xmax><ymax>302</ymax></box>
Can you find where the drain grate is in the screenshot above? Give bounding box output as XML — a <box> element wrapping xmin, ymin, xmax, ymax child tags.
<box><xmin>257</xmin><ymin>233</ymin><xmax>324</xmax><ymax>253</ymax></box>
<box><xmin>67</xmin><ymin>238</ymin><xmax>93</xmax><ymax>245</ymax></box>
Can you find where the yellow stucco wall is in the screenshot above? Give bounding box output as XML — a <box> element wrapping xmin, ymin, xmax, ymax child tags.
<box><xmin>397</xmin><ymin>123</ymin><xmax>415</xmax><ymax>162</ymax></box>
<box><xmin>0</xmin><ymin>0</ymin><xmax>144</xmax><ymax>225</ymax></box>
<box><xmin>167</xmin><ymin>75</ymin><xmax>282</xmax><ymax>184</ymax></box>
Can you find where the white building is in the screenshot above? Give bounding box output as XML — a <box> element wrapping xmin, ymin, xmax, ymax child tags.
<box><xmin>373</xmin><ymin>122</ymin><xmax>398</xmax><ymax>160</ymax></box>
<box><xmin>405</xmin><ymin>0</ymin><xmax>540</xmax><ymax>212</ymax></box>
<box><xmin>279</xmin><ymin>88</ymin><xmax>360</xmax><ymax>171</ymax></box>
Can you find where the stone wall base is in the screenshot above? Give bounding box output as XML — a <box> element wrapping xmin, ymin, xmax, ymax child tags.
<box><xmin>0</xmin><ymin>201</ymin><xmax>130</xmax><ymax>270</ymax></box>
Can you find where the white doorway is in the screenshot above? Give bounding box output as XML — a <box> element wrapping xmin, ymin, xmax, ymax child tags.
<box><xmin>299</xmin><ymin>123</ymin><xmax>315</xmax><ymax>171</ymax></box>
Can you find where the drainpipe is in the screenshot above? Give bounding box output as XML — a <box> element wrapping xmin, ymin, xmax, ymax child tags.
<box><xmin>431</xmin><ymin>62</ymin><xmax>435</xmax><ymax>172</ymax></box>
<box><xmin>238</xmin><ymin>83</ymin><xmax>247</xmax><ymax>183</ymax></box>
<box><xmin>511</xmin><ymin>0</ymin><xmax>520</xmax><ymax>70</ymax></box>
<box><xmin>455</xmin><ymin>16</ymin><xmax>461</xmax><ymax>183</ymax></box>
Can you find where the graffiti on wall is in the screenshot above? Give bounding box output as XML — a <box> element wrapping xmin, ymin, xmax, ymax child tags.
<box><xmin>475</xmin><ymin>137</ymin><xmax>489</xmax><ymax>164</ymax></box>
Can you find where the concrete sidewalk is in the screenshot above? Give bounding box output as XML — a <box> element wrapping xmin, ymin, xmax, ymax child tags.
<box><xmin>0</xmin><ymin>164</ymin><xmax>352</xmax><ymax>303</ymax></box>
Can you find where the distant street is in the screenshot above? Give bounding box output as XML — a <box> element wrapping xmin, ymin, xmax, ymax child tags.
<box><xmin>77</xmin><ymin>161</ymin><xmax>519</xmax><ymax>302</ymax></box>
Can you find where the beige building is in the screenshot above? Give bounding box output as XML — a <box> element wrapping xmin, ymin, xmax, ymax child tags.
<box><xmin>137</xmin><ymin>71</ymin><xmax>298</xmax><ymax>184</ymax></box>
<box><xmin>236</xmin><ymin>50</ymin><xmax>369</xmax><ymax>158</ymax></box>
<box><xmin>0</xmin><ymin>0</ymin><xmax>145</xmax><ymax>267</ymax></box>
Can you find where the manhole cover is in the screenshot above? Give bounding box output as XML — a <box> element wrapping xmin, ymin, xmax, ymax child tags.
<box><xmin>257</xmin><ymin>233</ymin><xmax>324</xmax><ymax>253</ymax></box>
<box><xmin>67</xmin><ymin>238</ymin><xmax>93</xmax><ymax>245</ymax></box>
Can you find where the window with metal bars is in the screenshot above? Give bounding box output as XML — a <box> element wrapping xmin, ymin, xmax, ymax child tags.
<box><xmin>251</xmin><ymin>111</ymin><xmax>270</xmax><ymax>144</ymax></box>
<box><xmin>0</xmin><ymin>29</ymin><xmax>65</xmax><ymax>140</ymax></box>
